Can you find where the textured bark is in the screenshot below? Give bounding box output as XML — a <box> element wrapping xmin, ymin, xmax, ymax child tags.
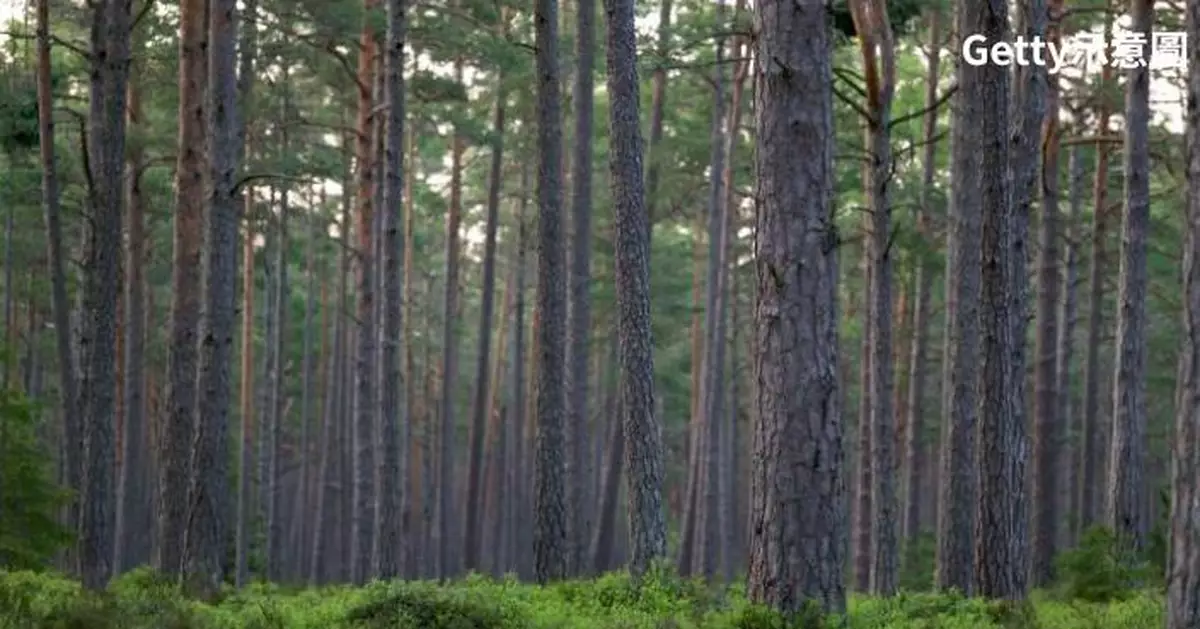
<box><xmin>1031</xmin><ymin>0</ymin><xmax>1063</xmax><ymax>584</ymax></box>
<box><xmin>158</xmin><ymin>0</ymin><xmax>207</xmax><ymax>578</ymax></box>
<box><xmin>373</xmin><ymin>0</ymin><xmax>406</xmax><ymax>580</ymax></box>
<box><xmin>436</xmin><ymin>56</ymin><xmax>465</xmax><ymax>580</ymax></box>
<box><xmin>1107</xmin><ymin>0</ymin><xmax>1153</xmax><ymax>553</ymax></box>
<box><xmin>902</xmin><ymin>9</ymin><xmax>941</xmax><ymax>548</ymax></box>
<box><xmin>973</xmin><ymin>0</ymin><xmax>1036</xmax><ymax>598</ymax></box>
<box><xmin>35</xmin><ymin>0</ymin><xmax>80</xmax><ymax>555</ymax></box>
<box><xmin>465</xmin><ymin>76</ymin><xmax>506</xmax><ymax>573</ymax></box>
<box><xmin>564</xmin><ymin>0</ymin><xmax>595</xmax><ymax>574</ymax></box>
<box><xmin>182</xmin><ymin>0</ymin><xmax>239</xmax><ymax>591</ymax></box>
<box><xmin>936</xmin><ymin>0</ymin><xmax>981</xmax><ymax>594</ymax></box>
<box><xmin>1168</xmin><ymin>4</ymin><xmax>1200</xmax><ymax>620</ymax></box>
<box><xmin>114</xmin><ymin>31</ymin><xmax>148</xmax><ymax>576</ymax></box>
<box><xmin>1079</xmin><ymin>9</ymin><xmax>1114</xmax><ymax>535</ymax></box>
<box><xmin>604</xmin><ymin>0</ymin><xmax>668</xmax><ymax>579</ymax></box>
<box><xmin>1059</xmin><ymin>146</ymin><xmax>1084</xmax><ymax>548</ymax></box>
<box><xmin>745</xmin><ymin>0</ymin><xmax>845</xmax><ymax>615</ymax></box>
<box><xmin>78</xmin><ymin>0</ymin><xmax>131</xmax><ymax>590</ymax></box>
<box><xmin>351</xmin><ymin>9</ymin><xmax>379</xmax><ymax>582</ymax></box>
<box><xmin>534</xmin><ymin>0</ymin><xmax>569</xmax><ymax>581</ymax></box>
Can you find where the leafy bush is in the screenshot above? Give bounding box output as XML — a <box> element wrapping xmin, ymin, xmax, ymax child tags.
<box><xmin>1053</xmin><ymin>526</ymin><xmax>1155</xmax><ymax>603</ymax></box>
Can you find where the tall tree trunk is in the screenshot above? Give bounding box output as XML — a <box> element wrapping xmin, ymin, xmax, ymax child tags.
<box><xmin>902</xmin><ymin>9</ymin><xmax>941</xmax><ymax>550</ymax></box>
<box><xmin>373</xmin><ymin>0</ymin><xmax>407</xmax><ymax>580</ymax></box>
<box><xmin>936</xmin><ymin>0</ymin><xmax>983</xmax><ymax>593</ymax></box>
<box><xmin>745</xmin><ymin>0</ymin><xmax>843</xmax><ymax>612</ymax></box>
<box><xmin>604</xmin><ymin>0</ymin><xmax>668</xmax><ymax>579</ymax></box>
<box><xmin>436</xmin><ymin>55</ymin><xmax>466</xmax><ymax>580</ymax></box>
<box><xmin>1167</xmin><ymin>3</ymin><xmax>1200</xmax><ymax>618</ymax></box>
<box><xmin>265</xmin><ymin>83</ymin><xmax>292</xmax><ymax>583</ymax></box>
<box><xmin>79</xmin><ymin>0</ymin><xmax>132</xmax><ymax>590</ymax></box>
<box><xmin>565</xmin><ymin>0</ymin><xmax>595</xmax><ymax>574</ymax></box>
<box><xmin>718</xmin><ymin>10</ymin><xmax>749</xmax><ymax>579</ymax></box>
<box><xmin>1060</xmin><ymin>146</ymin><xmax>1084</xmax><ymax>548</ymax></box>
<box><xmin>465</xmin><ymin>78</ymin><xmax>507</xmax><ymax>573</ymax></box>
<box><xmin>36</xmin><ymin>0</ymin><xmax>80</xmax><ymax>571</ymax></box>
<box><xmin>351</xmin><ymin>9</ymin><xmax>380</xmax><ymax>582</ymax></box>
<box><xmin>848</xmin><ymin>0</ymin><xmax>897</xmax><ymax>594</ymax></box>
<box><xmin>1079</xmin><ymin>8</ymin><xmax>1115</xmax><ymax>536</ymax></box>
<box><xmin>236</xmin><ymin>215</ymin><xmax>255</xmax><ymax>588</ymax></box>
<box><xmin>1031</xmin><ymin>0</ymin><xmax>1064</xmax><ymax>584</ymax></box>
<box><xmin>233</xmin><ymin>0</ymin><xmax>257</xmax><ymax>585</ymax></box>
<box><xmin>691</xmin><ymin>2</ymin><xmax>729</xmax><ymax>580</ymax></box>
<box><xmin>115</xmin><ymin>68</ymin><xmax>149</xmax><ymax>573</ymax></box>
<box><xmin>310</xmin><ymin>139</ymin><xmax>354</xmax><ymax>584</ymax></box>
<box><xmin>973</xmin><ymin>0</ymin><xmax>1040</xmax><ymax>598</ymax></box>
<box><xmin>183</xmin><ymin>0</ymin><xmax>240</xmax><ymax>590</ymax></box>
<box><xmin>854</xmin><ymin>283</ymin><xmax>872</xmax><ymax>592</ymax></box>
<box><xmin>533</xmin><ymin>0</ymin><xmax>570</xmax><ymax>580</ymax></box>
<box><xmin>1108</xmin><ymin>0</ymin><xmax>1153</xmax><ymax>552</ymax></box>
<box><xmin>158</xmin><ymin>0</ymin><xmax>207</xmax><ymax>578</ymax></box>
<box><xmin>510</xmin><ymin>164</ymin><xmax>531</xmax><ymax>577</ymax></box>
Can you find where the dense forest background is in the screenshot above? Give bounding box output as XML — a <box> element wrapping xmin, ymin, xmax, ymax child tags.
<box><xmin>2</xmin><ymin>0</ymin><xmax>1200</xmax><ymax>624</ymax></box>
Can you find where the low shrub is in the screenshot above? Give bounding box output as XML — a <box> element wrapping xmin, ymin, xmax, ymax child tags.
<box><xmin>0</xmin><ymin>568</ymin><xmax>1165</xmax><ymax>629</ymax></box>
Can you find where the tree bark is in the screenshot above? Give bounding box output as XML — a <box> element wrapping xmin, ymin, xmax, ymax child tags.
<box><xmin>1107</xmin><ymin>0</ymin><xmax>1153</xmax><ymax>552</ymax></box>
<box><xmin>745</xmin><ymin>0</ymin><xmax>845</xmax><ymax>615</ymax></box>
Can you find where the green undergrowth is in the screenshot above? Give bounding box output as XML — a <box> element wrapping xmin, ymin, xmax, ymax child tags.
<box><xmin>0</xmin><ymin>567</ymin><xmax>1164</xmax><ymax>629</ymax></box>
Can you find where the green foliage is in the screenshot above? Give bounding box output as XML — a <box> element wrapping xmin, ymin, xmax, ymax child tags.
<box><xmin>0</xmin><ymin>569</ymin><xmax>1170</xmax><ymax>629</ymax></box>
<box><xmin>0</xmin><ymin>381</ymin><xmax>73</xmax><ymax>571</ymax></box>
<box><xmin>1053</xmin><ymin>526</ymin><xmax>1157</xmax><ymax>603</ymax></box>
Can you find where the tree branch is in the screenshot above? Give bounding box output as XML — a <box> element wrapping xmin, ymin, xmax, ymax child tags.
<box><xmin>889</xmin><ymin>85</ymin><xmax>958</xmax><ymax>130</ymax></box>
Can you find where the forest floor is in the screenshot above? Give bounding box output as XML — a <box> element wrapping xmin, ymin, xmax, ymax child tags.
<box><xmin>0</xmin><ymin>567</ymin><xmax>1162</xmax><ymax>628</ymax></box>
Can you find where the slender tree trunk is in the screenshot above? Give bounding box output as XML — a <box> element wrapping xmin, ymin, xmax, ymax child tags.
<box><xmin>465</xmin><ymin>78</ymin><xmax>507</xmax><ymax>573</ymax></box>
<box><xmin>1031</xmin><ymin>0</ymin><xmax>1064</xmax><ymax>584</ymax></box>
<box><xmin>936</xmin><ymin>0</ymin><xmax>983</xmax><ymax>593</ymax></box>
<box><xmin>158</xmin><ymin>0</ymin><xmax>207</xmax><ymax>578</ymax></box>
<box><xmin>436</xmin><ymin>55</ymin><xmax>466</xmax><ymax>580</ymax></box>
<box><xmin>903</xmin><ymin>9</ymin><xmax>942</xmax><ymax>551</ymax></box>
<box><xmin>237</xmin><ymin>217</ymin><xmax>255</xmax><ymax>587</ymax></box>
<box><xmin>565</xmin><ymin>0</ymin><xmax>596</xmax><ymax>574</ymax></box>
<box><xmin>1079</xmin><ymin>8</ymin><xmax>1115</xmax><ymax>535</ymax></box>
<box><xmin>36</xmin><ymin>0</ymin><xmax>80</xmax><ymax>572</ymax></box>
<box><xmin>1107</xmin><ymin>0</ymin><xmax>1153</xmax><ymax>553</ymax></box>
<box><xmin>183</xmin><ymin>0</ymin><xmax>240</xmax><ymax>590</ymax></box>
<box><xmin>1060</xmin><ymin>146</ymin><xmax>1085</xmax><ymax>547</ymax></box>
<box><xmin>1168</xmin><ymin>4</ymin><xmax>1200</xmax><ymax>617</ymax></box>
<box><xmin>373</xmin><ymin>0</ymin><xmax>407</xmax><ymax>580</ymax></box>
<box><xmin>604</xmin><ymin>0</ymin><xmax>669</xmax><ymax>578</ymax></box>
<box><xmin>115</xmin><ymin>68</ymin><xmax>149</xmax><ymax>573</ymax></box>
